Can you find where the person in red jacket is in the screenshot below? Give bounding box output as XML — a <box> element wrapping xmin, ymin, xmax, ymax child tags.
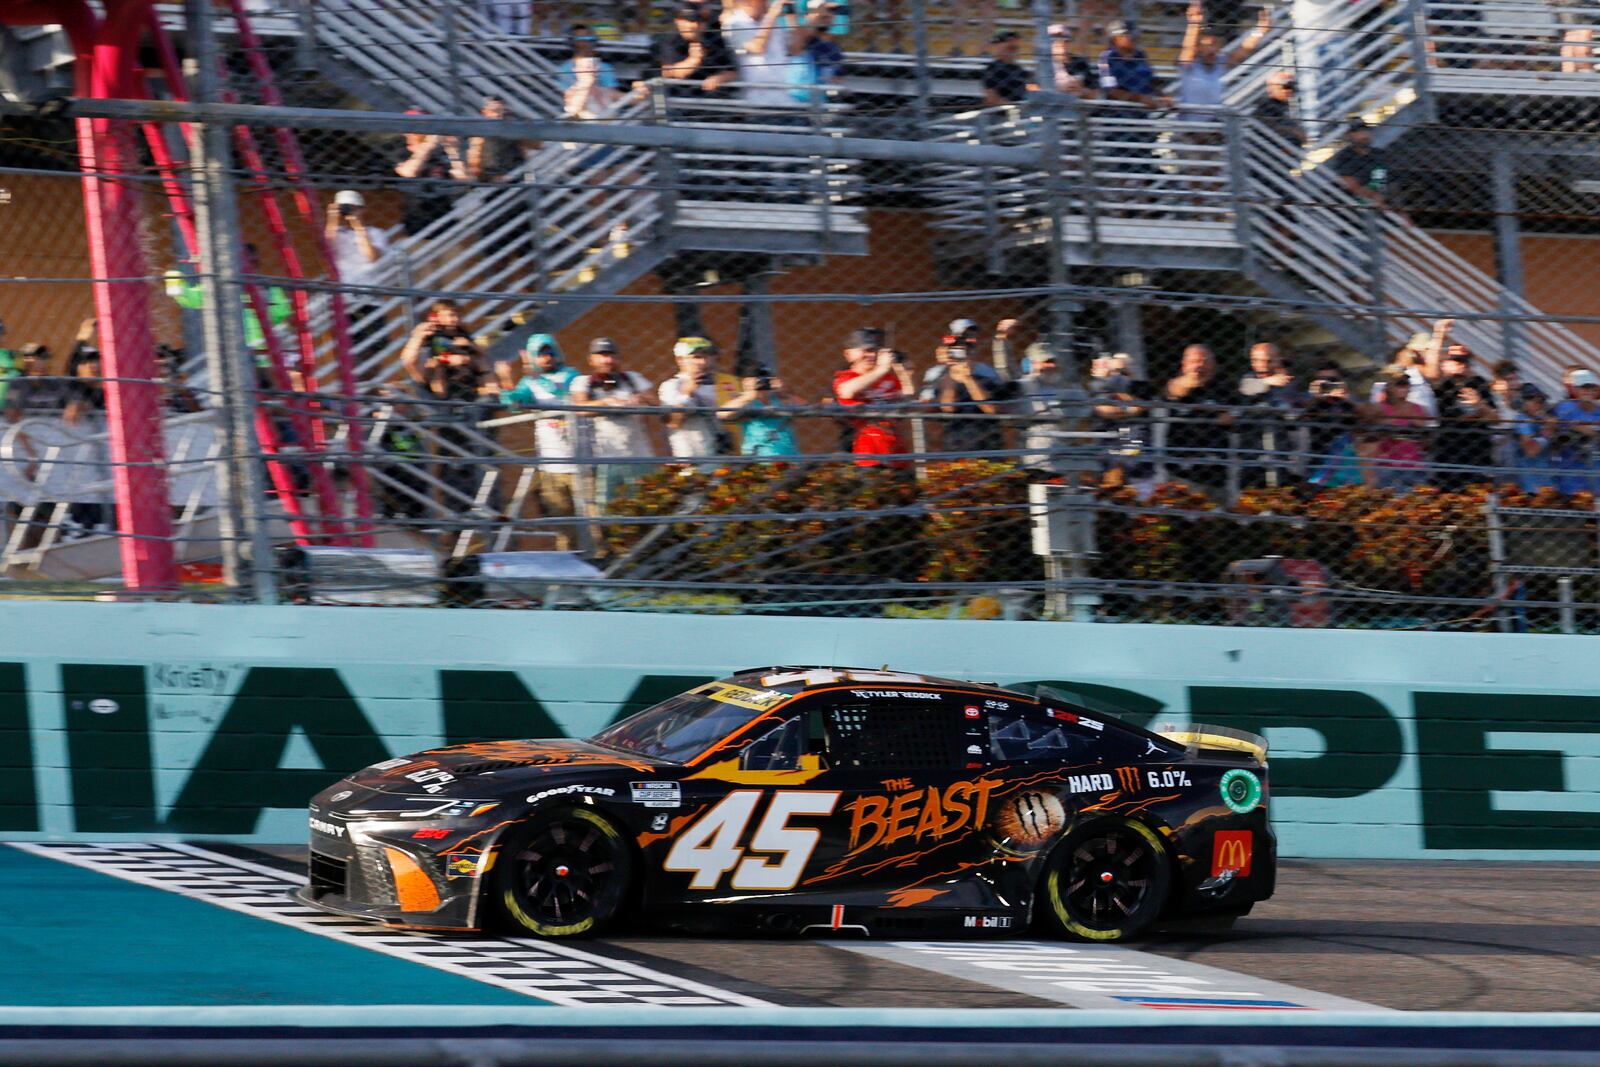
<box><xmin>832</xmin><ymin>327</ymin><xmax>916</xmax><ymax>468</ymax></box>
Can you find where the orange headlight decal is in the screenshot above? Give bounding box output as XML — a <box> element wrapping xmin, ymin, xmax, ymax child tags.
<box><xmin>385</xmin><ymin>847</ymin><xmax>442</xmax><ymax>913</ymax></box>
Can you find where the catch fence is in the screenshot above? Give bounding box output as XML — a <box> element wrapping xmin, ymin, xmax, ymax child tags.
<box><xmin>2</xmin><ymin>0</ymin><xmax>1600</xmax><ymax>631</ymax></box>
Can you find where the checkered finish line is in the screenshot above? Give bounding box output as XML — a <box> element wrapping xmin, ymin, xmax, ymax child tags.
<box><xmin>14</xmin><ymin>842</ymin><xmax>767</xmax><ymax>1008</ymax></box>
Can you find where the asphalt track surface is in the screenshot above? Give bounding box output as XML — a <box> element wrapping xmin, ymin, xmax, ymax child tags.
<box><xmin>9</xmin><ymin>845</ymin><xmax>1599</xmax><ymax>1013</ymax></box>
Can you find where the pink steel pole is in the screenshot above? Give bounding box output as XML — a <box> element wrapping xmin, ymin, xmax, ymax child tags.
<box><xmin>228</xmin><ymin>0</ymin><xmax>376</xmax><ymax>544</ymax></box>
<box><xmin>63</xmin><ymin>0</ymin><xmax>178</xmax><ymax>591</ymax></box>
<box><xmin>138</xmin><ymin>11</ymin><xmax>347</xmax><ymax>543</ymax></box>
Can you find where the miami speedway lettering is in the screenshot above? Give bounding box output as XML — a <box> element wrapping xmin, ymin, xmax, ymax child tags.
<box><xmin>4</xmin><ymin>656</ymin><xmax>1599</xmax><ymax>854</ymax></box>
<box><xmin>845</xmin><ymin>779</ymin><xmax>1000</xmax><ymax>855</ymax></box>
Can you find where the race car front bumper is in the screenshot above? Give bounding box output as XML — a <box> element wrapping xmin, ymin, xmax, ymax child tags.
<box><xmin>300</xmin><ymin>837</ymin><xmax>484</xmax><ymax>930</ymax></box>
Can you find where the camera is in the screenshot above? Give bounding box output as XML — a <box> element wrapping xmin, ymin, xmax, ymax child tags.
<box><xmin>339</xmin><ymin>203</ymin><xmax>357</xmax><ymax>217</ymax></box>
<box><xmin>755</xmin><ymin>377</ymin><xmax>773</xmax><ymax>392</ymax></box>
<box><xmin>947</xmin><ymin>344</ymin><xmax>969</xmax><ymax>362</ymax></box>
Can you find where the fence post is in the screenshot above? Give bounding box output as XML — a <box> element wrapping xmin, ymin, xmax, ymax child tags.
<box><xmin>1404</xmin><ymin>0</ymin><xmax>1437</xmax><ymax>123</ymax></box>
<box><xmin>444</xmin><ymin>0</ymin><xmax>465</xmax><ymax>115</ymax></box>
<box><xmin>649</xmin><ymin>83</ymin><xmax>679</xmax><ymax>238</ymax></box>
<box><xmin>1364</xmin><ymin>205</ymin><xmax>1388</xmax><ymax>355</ymax></box>
<box><xmin>1484</xmin><ymin>493</ymin><xmax>1511</xmax><ymax>633</ymax></box>
<box><xmin>809</xmin><ymin>87</ymin><xmax>834</xmax><ymax>251</ymax></box>
<box><xmin>188</xmin><ymin>0</ymin><xmax>276</xmax><ymax>603</ymax></box>
<box><xmin>1225</xmin><ymin>110</ymin><xmax>1254</xmax><ymax>273</ymax></box>
<box><xmin>1038</xmin><ymin>95</ymin><xmax>1079</xmax><ymax>378</ymax></box>
<box><xmin>911</xmin><ymin>0</ymin><xmax>932</xmax><ymax>127</ymax></box>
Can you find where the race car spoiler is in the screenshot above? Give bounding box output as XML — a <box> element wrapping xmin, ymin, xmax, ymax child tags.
<box><xmin>1149</xmin><ymin>723</ymin><xmax>1268</xmax><ymax>764</ymax></box>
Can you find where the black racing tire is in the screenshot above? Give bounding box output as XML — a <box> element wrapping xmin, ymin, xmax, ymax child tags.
<box><xmin>491</xmin><ymin>807</ymin><xmax>633</xmax><ymax>938</ymax></box>
<box><xmin>1039</xmin><ymin>817</ymin><xmax>1171</xmax><ymax>943</ymax></box>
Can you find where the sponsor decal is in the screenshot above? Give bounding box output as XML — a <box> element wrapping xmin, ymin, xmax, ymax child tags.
<box><xmin>412</xmin><ymin>828</ymin><xmax>451</xmax><ymax>840</ymax></box>
<box><xmin>1078</xmin><ymin>717</ymin><xmax>1104</xmax><ymax>731</ymax></box>
<box><xmin>150</xmin><ymin>664</ymin><xmax>234</xmax><ymax>694</ymax></box>
<box><xmin>881</xmin><ymin>777</ymin><xmax>914</xmax><ymax>791</ymax></box>
<box><xmin>849</xmin><ymin>689</ymin><xmax>941</xmax><ymax>701</ymax></box>
<box><xmin>631</xmin><ymin>781</ymin><xmax>682</xmax><ymax>808</ymax></box>
<box><xmin>308</xmin><ymin>816</ymin><xmax>345</xmax><ymax>837</ymax></box>
<box><xmin>87</xmin><ymin>699</ymin><xmax>119</xmax><ymax>715</ymax></box>
<box><xmin>845</xmin><ymin>779</ymin><xmax>1000</xmax><ymax>855</ymax></box>
<box><xmin>964</xmin><ymin>706</ymin><xmax>981</xmax><ymax>719</ymax></box>
<box><xmin>444</xmin><ymin>853</ymin><xmax>480</xmax><ymax>879</ymax></box>
<box><xmin>1068</xmin><ymin>773</ymin><xmax>1114</xmax><ymax>794</ymax></box>
<box><xmin>962</xmin><ymin>914</ymin><xmax>1014</xmax><ymax>929</ymax></box>
<box><xmin>650</xmin><ymin>813</ymin><xmax>670</xmax><ymax>831</ymax></box>
<box><xmin>965</xmin><ymin>744</ymin><xmax>983</xmax><ymax>756</ymax></box>
<box><xmin>404</xmin><ymin>767</ymin><xmax>454</xmax><ymax>797</ymax></box>
<box><xmin>700</xmin><ymin>682</ymin><xmax>788</xmax><ymax>711</ymax></box>
<box><xmin>1048</xmin><ymin>709</ymin><xmax>1077</xmax><ymax>722</ymax></box>
<box><xmin>329</xmin><ymin>790</ymin><xmax>353</xmax><ymax>803</ymax></box>
<box><xmin>370</xmin><ymin>757</ymin><xmax>410</xmax><ymax>772</ymax></box>
<box><xmin>1146</xmin><ymin>769</ymin><xmax>1192</xmax><ymax>789</ymax></box>
<box><xmin>1220</xmin><ymin>769</ymin><xmax>1263</xmax><ymax>814</ymax></box>
<box><xmin>984</xmin><ymin>699</ymin><xmax>1010</xmax><ymax>710</ymax></box>
<box><xmin>525</xmin><ymin>784</ymin><xmax>618</xmax><ymax>804</ymax></box>
<box><xmin>1114</xmin><ymin>766</ymin><xmax>1142</xmax><ymax>793</ymax></box>
<box><xmin>1211</xmin><ymin>830</ymin><xmax>1253</xmax><ymax>877</ymax></box>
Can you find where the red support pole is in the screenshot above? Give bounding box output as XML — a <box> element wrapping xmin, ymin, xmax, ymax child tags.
<box><xmin>71</xmin><ymin>0</ymin><xmax>177</xmax><ymax>591</ymax></box>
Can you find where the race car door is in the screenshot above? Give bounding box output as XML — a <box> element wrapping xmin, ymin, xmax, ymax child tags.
<box><xmin>800</xmin><ymin>689</ymin><xmax>1003</xmax><ymax>908</ymax></box>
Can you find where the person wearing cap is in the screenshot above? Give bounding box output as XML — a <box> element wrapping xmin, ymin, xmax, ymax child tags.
<box><xmin>721</xmin><ymin>369</ymin><xmax>802</xmax><ymax>457</ymax></box>
<box><xmin>1098</xmin><ymin>22</ymin><xmax>1167</xmax><ymax>110</ymax></box>
<box><xmin>1048</xmin><ymin>23</ymin><xmax>1096</xmax><ymax>98</ymax></box>
<box><xmin>1511</xmin><ymin>384</ymin><xmax>1559</xmax><ymax>492</ymax></box>
<box><xmin>324</xmin><ymin>189</ymin><xmax>392</xmax><ymax>351</ymax></box>
<box><xmin>1431</xmin><ymin>347</ymin><xmax>1496</xmax><ymax>491</ymax></box>
<box><xmin>1551</xmin><ymin>369</ymin><xmax>1600</xmax><ymax>495</ymax></box>
<box><xmin>497</xmin><ymin>334</ymin><xmax>583</xmax><ymax>548</ymax></box>
<box><xmin>557</xmin><ymin>27</ymin><xmax>621</xmax><ymax>111</ymax></box>
<box><xmin>1015</xmin><ymin>343</ymin><xmax>1072</xmax><ymax>471</ymax></box>
<box><xmin>652</xmin><ymin>6</ymin><xmax>738</xmax><ymax>98</ymax></box>
<box><xmin>1329</xmin><ymin>118</ymin><xmax>1389</xmax><ymax>207</ymax></box>
<box><xmin>659</xmin><ymin>336</ymin><xmax>742</xmax><ymax>465</ymax></box>
<box><xmin>982</xmin><ymin>30</ymin><xmax>1033</xmax><ymax>106</ymax></box>
<box><xmin>1370</xmin><ymin>329</ymin><xmax>1439</xmax><ymax>417</ymax></box>
<box><xmin>1255</xmin><ymin>70</ymin><xmax>1306</xmax><ymax>148</ymax></box>
<box><xmin>921</xmin><ymin>326</ymin><xmax>1009</xmax><ymax>455</ymax></box>
<box><xmin>789</xmin><ymin>0</ymin><xmax>846</xmax><ymax>105</ymax></box>
<box><xmin>833</xmin><ymin>326</ymin><xmax>915</xmax><ymax>468</ymax></box>
<box><xmin>571</xmin><ymin>338</ymin><xmax>657</xmax><ymax>513</ymax></box>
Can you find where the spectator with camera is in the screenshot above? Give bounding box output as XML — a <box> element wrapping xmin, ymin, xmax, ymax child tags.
<box><xmin>1431</xmin><ymin>345</ymin><xmax>1497</xmax><ymax>489</ymax></box>
<box><xmin>1551</xmin><ymin>369</ymin><xmax>1600</xmax><ymax>495</ymax></box>
<box><xmin>790</xmin><ymin>1</ymin><xmax>845</xmax><ymax>103</ymax></box>
<box><xmin>1254</xmin><ymin>70</ymin><xmax>1306</xmax><ymax>148</ymax></box>
<box><xmin>1236</xmin><ymin>342</ymin><xmax>1299</xmax><ymax>486</ymax></box>
<box><xmin>722</xmin><ymin>0</ymin><xmax>815</xmax><ymax>107</ymax></box>
<box><xmin>325</xmin><ymin>189</ymin><xmax>391</xmax><ymax>351</ymax></box>
<box><xmin>499</xmin><ymin>333</ymin><xmax>583</xmax><ymax>549</ymax></box>
<box><xmin>571</xmin><ymin>337</ymin><xmax>657</xmax><ymax>511</ymax></box>
<box><xmin>721</xmin><ymin>372</ymin><xmax>802</xmax><ymax>457</ymax></box>
<box><xmin>401</xmin><ymin>301</ymin><xmax>478</xmax><ymax>388</ymax></box>
<box><xmin>833</xmin><ymin>326</ymin><xmax>915</xmax><ymax>468</ymax></box>
<box><xmin>659</xmin><ymin>335</ymin><xmax>741</xmax><ymax>465</ymax></box>
<box><xmin>920</xmin><ymin>322</ymin><xmax>1009</xmax><ymax>455</ymax></box>
<box><xmin>1304</xmin><ymin>371</ymin><xmax>1363</xmax><ymax>487</ymax></box>
<box><xmin>393</xmin><ymin>120</ymin><xmax>468</xmax><ymax>235</ymax></box>
<box><xmin>1048</xmin><ymin>23</ymin><xmax>1097</xmax><ymax>98</ymax></box>
<box><xmin>1364</xmin><ymin>374</ymin><xmax>1431</xmax><ymax>489</ymax></box>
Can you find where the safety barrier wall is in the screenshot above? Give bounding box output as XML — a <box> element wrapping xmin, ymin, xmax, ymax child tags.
<box><xmin>2</xmin><ymin>601</ymin><xmax>1597</xmax><ymax>859</ymax></box>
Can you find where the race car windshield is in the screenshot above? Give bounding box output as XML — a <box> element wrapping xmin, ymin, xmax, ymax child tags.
<box><xmin>589</xmin><ymin>690</ymin><xmax>768</xmax><ymax>764</ymax></box>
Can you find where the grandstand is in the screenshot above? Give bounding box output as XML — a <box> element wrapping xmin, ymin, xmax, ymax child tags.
<box><xmin>2</xmin><ymin>0</ymin><xmax>1599</xmax><ymax>630</ymax></box>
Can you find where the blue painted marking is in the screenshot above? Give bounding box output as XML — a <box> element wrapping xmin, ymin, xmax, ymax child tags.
<box><xmin>0</xmin><ymin>849</ymin><xmax>543</xmax><ymax>1006</ymax></box>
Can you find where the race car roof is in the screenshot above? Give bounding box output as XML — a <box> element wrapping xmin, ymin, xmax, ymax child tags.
<box><xmin>729</xmin><ymin>666</ymin><xmax>1018</xmax><ymax>697</ymax></box>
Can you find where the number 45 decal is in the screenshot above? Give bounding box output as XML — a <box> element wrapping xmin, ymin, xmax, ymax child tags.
<box><xmin>664</xmin><ymin>790</ymin><xmax>841</xmax><ymax>891</ymax></box>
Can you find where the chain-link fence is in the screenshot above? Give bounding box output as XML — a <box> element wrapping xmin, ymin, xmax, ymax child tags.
<box><xmin>2</xmin><ymin>0</ymin><xmax>1600</xmax><ymax>631</ymax></box>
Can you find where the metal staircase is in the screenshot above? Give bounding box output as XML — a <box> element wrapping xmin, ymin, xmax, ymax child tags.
<box><xmin>926</xmin><ymin>102</ymin><xmax>1599</xmax><ymax>390</ymax></box>
<box><xmin>333</xmin><ymin>88</ymin><xmax>868</xmax><ymax>382</ymax></box>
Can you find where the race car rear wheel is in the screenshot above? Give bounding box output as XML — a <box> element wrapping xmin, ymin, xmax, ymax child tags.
<box><xmin>493</xmin><ymin>807</ymin><xmax>633</xmax><ymax>938</ymax></box>
<box><xmin>1041</xmin><ymin>817</ymin><xmax>1170</xmax><ymax>942</ymax></box>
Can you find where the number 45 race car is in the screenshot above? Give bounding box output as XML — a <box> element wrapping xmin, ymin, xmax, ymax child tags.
<box><xmin>299</xmin><ymin>667</ymin><xmax>1274</xmax><ymax>942</ymax></box>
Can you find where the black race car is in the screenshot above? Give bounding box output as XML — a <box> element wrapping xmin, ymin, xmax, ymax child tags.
<box><xmin>299</xmin><ymin>667</ymin><xmax>1274</xmax><ymax>941</ymax></box>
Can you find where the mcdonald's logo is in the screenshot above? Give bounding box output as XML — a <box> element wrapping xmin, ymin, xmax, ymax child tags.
<box><xmin>1211</xmin><ymin>831</ymin><xmax>1253</xmax><ymax>877</ymax></box>
<box><xmin>1114</xmin><ymin>766</ymin><xmax>1142</xmax><ymax>793</ymax></box>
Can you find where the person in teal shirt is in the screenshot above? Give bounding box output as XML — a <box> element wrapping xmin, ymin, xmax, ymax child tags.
<box><xmin>719</xmin><ymin>374</ymin><xmax>800</xmax><ymax>457</ymax></box>
<box><xmin>496</xmin><ymin>333</ymin><xmax>584</xmax><ymax>548</ymax></box>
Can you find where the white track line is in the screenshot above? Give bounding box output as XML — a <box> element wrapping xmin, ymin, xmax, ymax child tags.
<box><xmin>15</xmin><ymin>842</ymin><xmax>767</xmax><ymax>1008</ymax></box>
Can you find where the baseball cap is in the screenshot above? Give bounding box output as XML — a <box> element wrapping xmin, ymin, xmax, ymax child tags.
<box><xmin>590</xmin><ymin>337</ymin><xmax>618</xmax><ymax>354</ymax></box>
<box><xmin>847</xmin><ymin>327</ymin><xmax>885</xmax><ymax>350</ymax></box>
<box><xmin>1571</xmin><ymin>369</ymin><xmax>1600</xmax><ymax>388</ymax></box>
<box><xmin>1106</xmin><ymin>20</ymin><xmax>1133</xmax><ymax>37</ymax></box>
<box><xmin>672</xmin><ymin>4</ymin><xmax>704</xmax><ymax>20</ymax></box>
<box><xmin>1047</xmin><ymin>22</ymin><xmax>1072</xmax><ymax>39</ymax></box>
<box><xmin>949</xmin><ymin>318</ymin><xmax>979</xmax><ymax>336</ymax></box>
<box><xmin>991</xmin><ymin>29</ymin><xmax>1019</xmax><ymax>43</ymax></box>
<box><xmin>1520</xmin><ymin>383</ymin><xmax>1548</xmax><ymax>401</ymax></box>
<box><xmin>673</xmin><ymin>336</ymin><xmax>716</xmax><ymax>358</ymax></box>
<box><xmin>334</xmin><ymin>189</ymin><xmax>365</xmax><ymax>208</ymax></box>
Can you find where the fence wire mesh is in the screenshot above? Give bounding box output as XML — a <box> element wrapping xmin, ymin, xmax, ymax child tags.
<box><xmin>2</xmin><ymin>0</ymin><xmax>1600</xmax><ymax>631</ymax></box>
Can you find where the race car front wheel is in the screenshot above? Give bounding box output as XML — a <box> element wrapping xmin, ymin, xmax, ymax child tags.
<box><xmin>493</xmin><ymin>807</ymin><xmax>633</xmax><ymax>938</ymax></box>
<box><xmin>1041</xmin><ymin>817</ymin><xmax>1170</xmax><ymax>942</ymax></box>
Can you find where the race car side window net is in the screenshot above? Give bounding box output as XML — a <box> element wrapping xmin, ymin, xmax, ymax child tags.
<box><xmin>823</xmin><ymin>703</ymin><xmax>966</xmax><ymax>770</ymax></box>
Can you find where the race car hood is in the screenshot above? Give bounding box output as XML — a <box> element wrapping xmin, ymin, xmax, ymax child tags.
<box><xmin>346</xmin><ymin>738</ymin><xmax>670</xmax><ymax>795</ymax></box>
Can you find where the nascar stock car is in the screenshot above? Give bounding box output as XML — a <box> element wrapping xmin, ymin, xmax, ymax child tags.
<box><xmin>299</xmin><ymin>667</ymin><xmax>1274</xmax><ymax>941</ymax></box>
